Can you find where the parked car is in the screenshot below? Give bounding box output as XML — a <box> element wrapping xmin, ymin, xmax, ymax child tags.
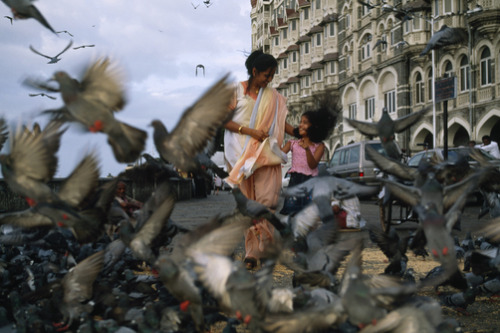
<box><xmin>407</xmin><ymin>147</ymin><xmax>499</xmax><ymax>169</ymax></box>
<box><xmin>327</xmin><ymin>140</ymin><xmax>401</xmax><ymax>186</ymax></box>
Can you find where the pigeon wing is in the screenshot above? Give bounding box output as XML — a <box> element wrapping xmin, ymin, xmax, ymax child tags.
<box><xmin>80</xmin><ymin>58</ymin><xmax>127</xmax><ymax>113</ymax></box>
<box><xmin>345</xmin><ymin>117</ymin><xmax>379</xmax><ymax>136</ymax></box>
<box><xmin>393</xmin><ymin>106</ymin><xmax>431</xmax><ymax>133</ymax></box>
<box><xmin>158</xmin><ymin>74</ymin><xmax>233</xmax><ymax>172</ymax></box>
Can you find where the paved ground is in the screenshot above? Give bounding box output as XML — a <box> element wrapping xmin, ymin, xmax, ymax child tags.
<box><xmin>171</xmin><ymin>189</ymin><xmax>490</xmax><ymax>240</ymax></box>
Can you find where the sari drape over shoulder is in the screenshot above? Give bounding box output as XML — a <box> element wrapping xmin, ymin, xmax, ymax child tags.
<box><xmin>225</xmin><ymin>85</ymin><xmax>288</xmax><ymax>186</ymax></box>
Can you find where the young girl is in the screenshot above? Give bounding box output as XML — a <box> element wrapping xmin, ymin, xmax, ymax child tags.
<box><xmin>280</xmin><ymin>101</ymin><xmax>338</xmax><ymax>215</ymax></box>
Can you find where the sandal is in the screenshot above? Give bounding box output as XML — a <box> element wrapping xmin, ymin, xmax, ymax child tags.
<box><xmin>244</xmin><ymin>257</ymin><xmax>257</xmax><ymax>270</ymax></box>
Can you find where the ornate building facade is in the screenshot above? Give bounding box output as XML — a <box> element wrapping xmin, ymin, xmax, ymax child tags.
<box><xmin>250</xmin><ymin>0</ymin><xmax>500</xmax><ymax>160</ymax></box>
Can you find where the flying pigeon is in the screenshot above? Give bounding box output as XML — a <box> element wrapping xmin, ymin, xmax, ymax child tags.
<box><xmin>4</xmin><ymin>15</ymin><xmax>12</xmax><ymax>24</ymax></box>
<box><xmin>29</xmin><ymin>93</ymin><xmax>56</xmax><ymax>100</ymax></box>
<box><xmin>73</xmin><ymin>44</ymin><xmax>95</xmax><ymax>50</ymax></box>
<box><xmin>195</xmin><ymin>64</ymin><xmax>205</xmax><ymax>77</ymax></box>
<box><xmin>56</xmin><ymin>30</ymin><xmax>73</xmax><ymax>37</ymax></box>
<box><xmin>0</xmin><ymin>120</ymin><xmax>66</xmax><ymax>206</ymax></box>
<box><xmin>372</xmin><ymin>39</ymin><xmax>387</xmax><ymax>50</ymax></box>
<box><xmin>150</xmin><ymin>73</ymin><xmax>233</xmax><ymax>173</ymax></box>
<box><xmin>30</xmin><ymin>40</ymin><xmax>74</xmax><ymax>64</ymax></box>
<box><xmin>25</xmin><ymin>57</ymin><xmax>148</xmax><ymax>163</ymax></box>
<box><xmin>346</xmin><ymin>106</ymin><xmax>431</xmax><ymax>160</ymax></box>
<box><xmin>395</xmin><ymin>40</ymin><xmax>410</xmax><ymax>49</ymax></box>
<box><xmin>1</xmin><ymin>0</ymin><xmax>56</xmax><ymax>33</ymax></box>
<box><xmin>420</xmin><ymin>25</ymin><xmax>468</xmax><ymax>56</ymax></box>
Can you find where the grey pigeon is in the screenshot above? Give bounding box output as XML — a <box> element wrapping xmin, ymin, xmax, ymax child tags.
<box><xmin>119</xmin><ymin>182</ymin><xmax>176</xmax><ymax>264</ymax></box>
<box><xmin>0</xmin><ymin>118</ymin><xmax>7</xmax><ymax>151</ymax></box>
<box><xmin>232</xmin><ymin>186</ymin><xmax>284</xmax><ymax>230</ymax></box>
<box><xmin>56</xmin><ymin>30</ymin><xmax>73</xmax><ymax>37</ymax></box>
<box><xmin>372</xmin><ymin>39</ymin><xmax>387</xmax><ymax>50</ymax></box>
<box><xmin>29</xmin><ymin>40</ymin><xmax>73</xmax><ymax>64</ymax></box>
<box><xmin>420</xmin><ymin>25</ymin><xmax>468</xmax><ymax>56</ymax></box>
<box><xmin>150</xmin><ymin>74</ymin><xmax>233</xmax><ymax>173</ymax></box>
<box><xmin>26</xmin><ymin>57</ymin><xmax>148</xmax><ymax>163</ymax></box>
<box><xmin>73</xmin><ymin>44</ymin><xmax>95</xmax><ymax>50</ymax></box>
<box><xmin>346</xmin><ymin>106</ymin><xmax>430</xmax><ymax>160</ymax></box>
<box><xmin>56</xmin><ymin>250</ymin><xmax>105</xmax><ymax>328</ymax></box>
<box><xmin>29</xmin><ymin>92</ymin><xmax>56</xmax><ymax>100</ymax></box>
<box><xmin>339</xmin><ymin>242</ymin><xmax>388</xmax><ymax>328</ymax></box>
<box><xmin>0</xmin><ymin>120</ymin><xmax>66</xmax><ymax>205</ymax></box>
<box><xmin>284</xmin><ymin>175</ymin><xmax>378</xmax><ymax>226</ymax></box>
<box><xmin>1</xmin><ymin>0</ymin><xmax>55</xmax><ymax>33</ymax></box>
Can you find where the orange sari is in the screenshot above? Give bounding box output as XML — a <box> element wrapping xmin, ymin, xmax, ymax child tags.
<box><xmin>225</xmin><ymin>83</ymin><xmax>289</xmax><ymax>261</ymax></box>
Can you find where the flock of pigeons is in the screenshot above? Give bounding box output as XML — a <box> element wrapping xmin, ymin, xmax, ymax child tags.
<box><xmin>0</xmin><ymin>1</ymin><xmax>499</xmax><ymax>332</ymax></box>
<box><xmin>0</xmin><ymin>51</ymin><xmax>500</xmax><ymax>332</ymax></box>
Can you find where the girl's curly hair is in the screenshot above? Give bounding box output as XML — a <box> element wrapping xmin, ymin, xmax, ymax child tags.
<box><xmin>298</xmin><ymin>91</ymin><xmax>341</xmax><ymax>143</ymax></box>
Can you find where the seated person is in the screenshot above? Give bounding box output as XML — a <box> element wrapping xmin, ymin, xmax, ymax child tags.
<box><xmin>114</xmin><ymin>181</ymin><xmax>143</xmax><ymax>217</ymax></box>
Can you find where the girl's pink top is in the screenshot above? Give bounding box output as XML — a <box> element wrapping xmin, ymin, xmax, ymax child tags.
<box><xmin>288</xmin><ymin>139</ymin><xmax>321</xmax><ymax>176</ymax></box>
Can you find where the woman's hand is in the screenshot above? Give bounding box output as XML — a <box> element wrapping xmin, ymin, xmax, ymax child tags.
<box><xmin>251</xmin><ymin>129</ymin><xmax>269</xmax><ymax>142</ymax></box>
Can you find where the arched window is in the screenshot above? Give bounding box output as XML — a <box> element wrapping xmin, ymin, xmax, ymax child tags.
<box><xmin>415</xmin><ymin>72</ymin><xmax>424</xmax><ymax>104</ymax></box>
<box><xmin>444</xmin><ymin>61</ymin><xmax>453</xmax><ymax>78</ymax></box>
<box><xmin>480</xmin><ymin>47</ymin><xmax>493</xmax><ymax>86</ymax></box>
<box><xmin>459</xmin><ymin>55</ymin><xmax>470</xmax><ymax>92</ymax></box>
<box><xmin>361</xmin><ymin>34</ymin><xmax>372</xmax><ymax>60</ymax></box>
<box><xmin>427</xmin><ymin>69</ymin><xmax>433</xmax><ymax>101</ymax></box>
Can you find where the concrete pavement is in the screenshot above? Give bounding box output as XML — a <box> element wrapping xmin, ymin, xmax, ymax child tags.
<box><xmin>170</xmin><ymin>189</ymin><xmax>489</xmax><ymax>240</ymax></box>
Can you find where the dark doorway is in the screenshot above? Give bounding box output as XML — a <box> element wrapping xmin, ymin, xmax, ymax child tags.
<box><xmin>490</xmin><ymin>119</ymin><xmax>500</xmax><ymax>144</ymax></box>
<box><xmin>452</xmin><ymin>127</ymin><xmax>469</xmax><ymax>147</ymax></box>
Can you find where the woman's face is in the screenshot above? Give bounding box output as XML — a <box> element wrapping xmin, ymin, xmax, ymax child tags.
<box><xmin>298</xmin><ymin>115</ymin><xmax>311</xmax><ymax>137</ymax></box>
<box><xmin>253</xmin><ymin>67</ymin><xmax>276</xmax><ymax>89</ymax></box>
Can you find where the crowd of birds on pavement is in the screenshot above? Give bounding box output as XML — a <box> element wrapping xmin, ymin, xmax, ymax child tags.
<box><xmin>2</xmin><ymin>1</ymin><xmax>500</xmax><ymax>332</ymax></box>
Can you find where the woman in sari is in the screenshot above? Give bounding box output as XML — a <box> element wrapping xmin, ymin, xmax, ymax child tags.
<box><xmin>224</xmin><ymin>50</ymin><xmax>295</xmax><ymax>269</ymax></box>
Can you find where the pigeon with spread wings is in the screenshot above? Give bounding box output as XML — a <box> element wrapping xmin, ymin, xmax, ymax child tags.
<box><xmin>1</xmin><ymin>0</ymin><xmax>56</xmax><ymax>33</ymax></box>
<box><xmin>345</xmin><ymin>106</ymin><xmax>430</xmax><ymax>160</ymax></box>
<box><xmin>24</xmin><ymin>57</ymin><xmax>147</xmax><ymax>163</ymax></box>
<box><xmin>150</xmin><ymin>74</ymin><xmax>233</xmax><ymax>173</ymax></box>
<box><xmin>29</xmin><ymin>40</ymin><xmax>73</xmax><ymax>64</ymax></box>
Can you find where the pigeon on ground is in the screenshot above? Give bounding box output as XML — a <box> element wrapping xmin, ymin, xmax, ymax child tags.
<box><xmin>150</xmin><ymin>73</ymin><xmax>233</xmax><ymax>173</ymax></box>
<box><xmin>1</xmin><ymin>0</ymin><xmax>56</xmax><ymax>33</ymax></box>
<box><xmin>26</xmin><ymin>57</ymin><xmax>147</xmax><ymax>163</ymax></box>
<box><xmin>368</xmin><ymin>225</ymin><xmax>409</xmax><ymax>276</ymax></box>
<box><xmin>346</xmin><ymin>106</ymin><xmax>430</xmax><ymax>160</ymax></box>
<box><xmin>29</xmin><ymin>40</ymin><xmax>73</xmax><ymax>64</ymax></box>
<box><xmin>420</xmin><ymin>25</ymin><xmax>468</xmax><ymax>56</ymax></box>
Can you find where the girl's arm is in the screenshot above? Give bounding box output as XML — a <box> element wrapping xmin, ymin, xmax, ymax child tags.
<box><xmin>281</xmin><ymin>140</ymin><xmax>291</xmax><ymax>153</ymax></box>
<box><xmin>285</xmin><ymin>122</ymin><xmax>296</xmax><ymax>136</ymax></box>
<box><xmin>305</xmin><ymin>142</ymin><xmax>325</xmax><ymax>169</ymax></box>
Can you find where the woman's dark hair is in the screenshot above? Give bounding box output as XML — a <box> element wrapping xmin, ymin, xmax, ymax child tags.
<box><xmin>245</xmin><ymin>50</ymin><xmax>278</xmax><ymax>92</ymax></box>
<box><xmin>245</xmin><ymin>50</ymin><xmax>278</xmax><ymax>76</ymax></box>
<box><xmin>299</xmin><ymin>92</ymin><xmax>341</xmax><ymax>143</ymax></box>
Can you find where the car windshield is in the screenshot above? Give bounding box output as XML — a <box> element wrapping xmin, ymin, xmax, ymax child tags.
<box><xmin>365</xmin><ymin>143</ymin><xmax>387</xmax><ymax>160</ymax></box>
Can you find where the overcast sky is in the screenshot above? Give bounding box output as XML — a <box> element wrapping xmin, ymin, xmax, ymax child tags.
<box><xmin>0</xmin><ymin>0</ymin><xmax>251</xmax><ymax>177</ymax></box>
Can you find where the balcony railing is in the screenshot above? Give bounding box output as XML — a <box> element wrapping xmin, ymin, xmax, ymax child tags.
<box><xmin>478</xmin><ymin>86</ymin><xmax>493</xmax><ymax>102</ymax></box>
<box><xmin>457</xmin><ymin>92</ymin><xmax>469</xmax><ymax>106</ymax></box>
